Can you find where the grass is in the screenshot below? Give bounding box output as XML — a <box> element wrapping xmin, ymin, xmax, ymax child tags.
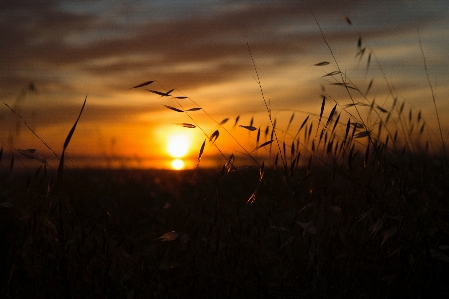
<box><xmin>1</xmin><ymin>18</ymin><xmax>449</xmax><ymax>299</ymax></box>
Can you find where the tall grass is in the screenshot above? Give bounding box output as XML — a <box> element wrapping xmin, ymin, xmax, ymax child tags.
<box><xmin>1</xmin><ymin>17</ymin><xmax>448</xmax><ymax>299</ymax></box>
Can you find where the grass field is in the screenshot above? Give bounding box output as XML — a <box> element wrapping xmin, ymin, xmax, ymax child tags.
<box><xmin>2</xmin><ymin>21</ymin><xmax>449</xmax><ymax>299</ymax></box>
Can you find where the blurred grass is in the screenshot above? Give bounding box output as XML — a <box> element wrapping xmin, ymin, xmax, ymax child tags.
<box><xmin>1</xmin><ymin>154</ymin><xmax>448</xmax><ymax>298</ymax></box>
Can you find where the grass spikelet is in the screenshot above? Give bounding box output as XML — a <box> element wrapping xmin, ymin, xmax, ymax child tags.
<box><xmin>376</xmin><ymin>105</ymin><xmax>388</xmax><ymax>113</ymax></box>
<box><xmin>156</xmin><ymin>231</ymin><xmax>180</xmax><ymax>242</ymax></box>
<box><xmin>308</xmin><ymin>123</ymin><xmax>313</xmax><ymax>141</ymax></box>
<box><xmin>283</xmin><ymin>142</ymin><xmax>286</xmax><ymax>159</ymax></box>
<box><xmin>385</xmin><ymin>111</ymin><xmax>392</xmax><ymax>124</ymax></box>
<box><xmin>239</xmin><ymin>125</ymin><xmax>257</xmax><ymax>131</ymax></box>
<box><xmin>233</xmin><ymin>115</ymin><xmax>240</xmax><ymax>128</ymax></box>
<box><xmin>148</xmin><ymin>89</ymin><xmax>174</xmax><ymax>97</ymax></box>
<box><xmin>176</xmin><ymin>123</ymin><xmax>196</xmax><ymax>128</ymax></box>
<box><xmin>420</xmin><ymin>123</ymin><xmax>425</xmax><ymax>134</ymax></box>
<box><xmin>343</xmin><ymin>15</ymin><xmax>352</xmax><ymax>25</ymax></box>
<box><xmin>319</xmin><ymin>128</ymin><xmax>325</xmax><ymax>145</ymax></box>
<box><xmin>299</xmin><ymin>115</ymin><xmax>309</xmax><ymax>132</ymax></box>
<box><xmin>209</xmin><ymin>130</ymin><xmax>219</xmax><ymax>143</ymax></box>
<box><xmin>129</xmin><ymin>80</ymin><xmax>154</xmax><ymax>89</ymax></box>
<box><xmin>294</xmin><ymin>115</ymin><xmax>309</xmax><ymax>140</ymax></box>
<box><xmin>399</xmin><ymin>102</ymin><xmax>405</xmax><ymax>115</ymax></box>
<box><xmin>197</xmin><ymin>139</ymin><xmax>205</xmax><ymax>165</ymax></box>
<box><xmin>322</xmin><ymin>71</ymin><xmax>341</xmax><ymax>77</ymax></box>
<box><xmin>286</xmin><ymin>112</ymin><xmax>295</xmax><ymax>132</ymax></box>
<box><xmin>316</xmin><ymin>96</ymin><xmax>326</xmax><ymax>136</ymax></box>
<box><xmin>259</xmin><ymin>161</ymin><xmax>265</xmax><ymax>181</ymax></box>
<box><xmin>355</xmin><ymin>131</ymin><xmax>370</xmax><ymax>138</ymax></box>
<box><xmin>356</xmin><ymin>47</ymin><xmax>366</xmax><ymax>61</ymax></box>
<box><xmin>343</xmin><ymin>119</ymin><xmax>351</xmax><ymax>146</ymax></box>
<box><xmin>366</xmin><ymin>52</ymin><xmax>371</xmax><ymax>70</ymax></box>
<box><xmin>314</xmin><ymin>61</ymin><xmax>330</xmax><ymax>66</ymax></box>
<box><xmin>291</xmin><ymin>140</ymin><xmax>295</xmax><ymax>157</ymax></box>
<box><xmin>331</xmin><ymin>113</ymin><xmax>340</xmax><ymax>134</ymax></box>
<box><xmin>219</xmin><ymin>118</ymin><xmax>229</xmax><ymax>125</ymax></box>
<box><xmin>253</xmin><ymin>140</ymin><xmax>274</xmax><ymax>151</ymax></box>
<box><xmin>378</xmin><ymin>120</ymin><xmax>383</xmax><ymax>137</ymax></box>
<box><xmin>219</xmin><ymin>154</ymin><xmax>234</xmax><ymax>181</ymax></box>
<box><xmin>365</xmin><ymin>79</ymin><xmax>373</xmax><ymax>96</ymax></box>
<box><xmin>324</xmin><ymin>104</ymin><xmax>337</xmax><ymax>132</ymax></box>
<box><xmin>334</xmin><ymin>140</ymin><xmax>339</xmax><ymax>155</ymax></box>
<box><xmin>327</xmin><ymin>140</ymin><xmax>333</xmax><ymax>154</ymax></box>
<box><xmin>350</xmin><ymin>123</ymin><xmax>357</xmax><ymax>141</ymax></box>
<box><xmin>256</xmin><ymin>127</ymin><xmax>261</xmax><ymax>147</ymax></box>
<box><xmin>163</xmin><ymin>105</ymin><xmax>184</xmax><ymax>112</ymax></box>
<box><xmin>364</xmin><ymin>142</ymin><xmax>370</xmax><ymax>168</ymax></box>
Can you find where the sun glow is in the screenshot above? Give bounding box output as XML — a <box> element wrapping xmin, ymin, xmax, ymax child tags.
<box><xmin>167</xmin><ymin>134</ymin><xmax>190</xmax><ymax>158</ymax></box>
<box><xmin>171</xmin><ymin>159</ymin><xmax>185</xmax><ymax>170</ymax></box>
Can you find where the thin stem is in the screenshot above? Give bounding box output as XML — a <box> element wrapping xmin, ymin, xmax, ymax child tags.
<box><xmin>418</xmin><ymin>30</ymin><xmax>447</xmax><ymax>164</ymax></box>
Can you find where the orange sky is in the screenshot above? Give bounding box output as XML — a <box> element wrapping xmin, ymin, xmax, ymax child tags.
<box><xmin>1</xmin><ymin>0</ymin><xmax>448</xmax><ymax>170</ymax></box>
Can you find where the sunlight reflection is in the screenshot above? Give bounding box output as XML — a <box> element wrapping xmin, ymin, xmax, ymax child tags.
<box><xmin>171</xmin><ymin>159</ymin><xmax>185</xmax><ymax>170</ymax></box>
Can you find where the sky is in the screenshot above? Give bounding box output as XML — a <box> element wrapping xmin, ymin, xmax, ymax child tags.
<box><xmin>1</xmin><ymin>0</ymin><xmax>448</xmax><ymax>170</ymax></box>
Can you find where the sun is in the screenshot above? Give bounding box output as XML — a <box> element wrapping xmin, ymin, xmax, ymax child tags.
<box><xmin>167</xmin><ymin>134</ymin><xmax>190</xmax><ymax>158</ymax></box>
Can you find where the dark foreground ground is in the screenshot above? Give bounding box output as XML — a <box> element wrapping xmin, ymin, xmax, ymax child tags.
<box><xmin>1</xmin><ymin>161</ymin><xmax>449</xmax><ymax>298</ymax></box>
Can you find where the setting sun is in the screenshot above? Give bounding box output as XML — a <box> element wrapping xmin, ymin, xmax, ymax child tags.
<box><xmin>167</xmin><ymin>134</ymin><xmax>191</xmax><ymax>158</ymax></box>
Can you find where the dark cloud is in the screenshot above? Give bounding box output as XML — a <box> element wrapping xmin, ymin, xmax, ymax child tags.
<box><xmin>2</xmin><ymin>0</ymin><xmax>446</xmax><ymax>94</ymax></box>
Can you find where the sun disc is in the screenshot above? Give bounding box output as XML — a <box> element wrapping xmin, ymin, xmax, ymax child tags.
<box><xmin>167</xmin><ymin>134</ymin><xmax>190</xmax><ymax>158</ymax></box>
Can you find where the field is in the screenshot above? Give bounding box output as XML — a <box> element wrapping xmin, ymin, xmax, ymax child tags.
<box><xmin>2</xmin><ymin>21</ymin><xmax>449</xmax><ymax>299</ymax></box>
